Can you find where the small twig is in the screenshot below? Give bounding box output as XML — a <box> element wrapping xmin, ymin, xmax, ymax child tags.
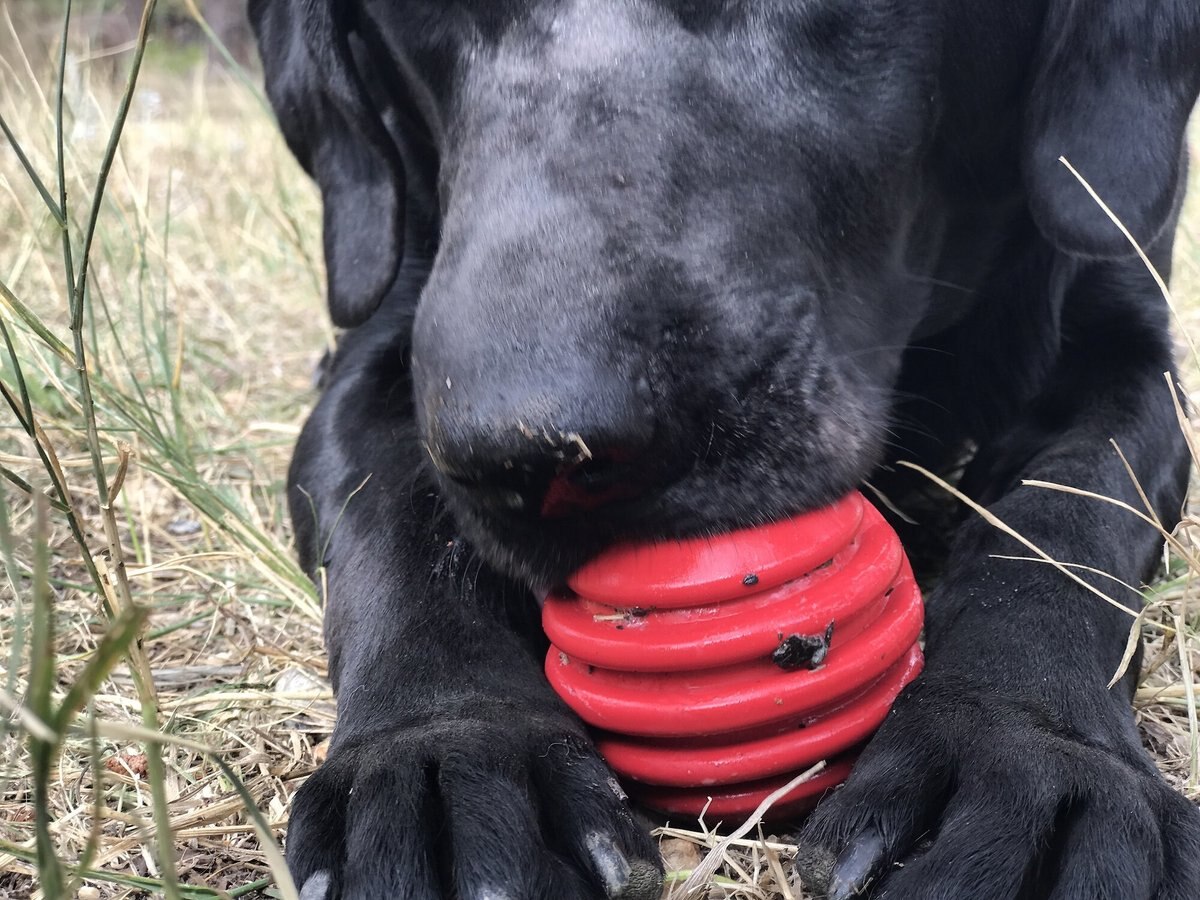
<box><xmin>105</xmin><ymin>441</ymin><xmax>132</xmax><ymax>504</ymax></box>
<box><xmin>1020</xmin><ymin>476</ymin><xmax>1200</xmax><ymax>574</ymax></box>
<box><xmin>1057</xmin><ymin>156</ymin><xmax>1200</xmax><ymax>368</ymax></box>
<box><xmin>1175</xmin><ymin>613</ymin><xmax>1200</xmax><ymax>788</ymax></box>
<box><xmin>677</xmin><ymin>762</ymin><xmax>826</xmax><ymax>897</ymax></box>
<box><xmin>898</xmin><ymin>462</ymin><xmax>1169</xmax><ymax>631</ymax></box>
<box><xmin>759</xmin><ymin>824</ymin><xmax>796</xmax><ymax>900</ymax></box>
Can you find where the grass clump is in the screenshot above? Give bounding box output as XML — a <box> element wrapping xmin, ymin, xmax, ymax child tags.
<box><xmin>2</xmin><ymin>3</ymin><xmax>324</xmax><ymax>896</ymax></box>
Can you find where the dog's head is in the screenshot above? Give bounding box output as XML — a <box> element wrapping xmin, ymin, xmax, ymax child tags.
<box><xmin>253</xmin><ymin>0</ymin><xmax>1200</xmax><ymax>585</ymax></box>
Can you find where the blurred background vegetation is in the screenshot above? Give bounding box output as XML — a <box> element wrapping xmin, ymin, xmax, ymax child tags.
<box><xmin>9</xmin><ymin>1</ymin><xmax>255</xmax><ymax>71</ymax></box>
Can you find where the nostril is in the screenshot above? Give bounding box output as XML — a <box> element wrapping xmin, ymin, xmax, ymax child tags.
<box><xmin>564</xmin><ymin>455</ymin><xmax>631</xmax><ymax>493</ymax></box>
<box><xmin>437</xmin><ymin>445</ymin><xmax>655</xmax><ymax>518</ymax></box>
<box><xmin>426</xmin><ymin>384</ymin><xmax>673</xmax><ymax>517</ymax></box>
<box><xmin>440</xmin><ymin>459</ymin><xmax>540</xmax><ymax>511</ymax></box>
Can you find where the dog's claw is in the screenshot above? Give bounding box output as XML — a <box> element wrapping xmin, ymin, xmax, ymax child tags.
<box><xmin>586</xmin><ymin>831</ymin><xmax>664</xmax><ymax>900</ymax></box>
<box><xmin>299</xmin><ymin>871</ymin><xmax>332</xmax><ymax>900</ymax></box>
<box><xmin>828</xmin><ymin>828</ymin><xmax>886</xmax><ymax>900</ymax></box>
<box><xmin>588</xmin><ymin>831</ymin><xmax>633</xmax><ymax>896</ymax></box>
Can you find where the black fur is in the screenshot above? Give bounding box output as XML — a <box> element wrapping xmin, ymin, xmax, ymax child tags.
<box><xmin>250</xmin><ymin>2</ymin><xmax>1200</xmax><ymax>898</ymax></box>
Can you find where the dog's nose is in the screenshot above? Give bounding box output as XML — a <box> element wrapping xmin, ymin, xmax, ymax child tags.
<box><xmin>426</xmin><ymin>383</ymin><xmax>674</xmax><ymax>517</ymax></box>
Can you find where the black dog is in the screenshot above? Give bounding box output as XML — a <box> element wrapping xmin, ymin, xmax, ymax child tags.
<box><xmin>250</xmin><ymin>2</ymin><xmax>1200</xmax><ymax>898</ymax></box>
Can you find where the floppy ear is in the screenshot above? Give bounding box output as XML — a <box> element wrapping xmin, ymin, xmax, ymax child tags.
<box><xmin>1023</xmin><ymin>2</ymin><xmax>1200</xmax><ymax>257</ymax></box>
<box><xmin>250</xmin><ymin>0</ymin><xmax>406</xmax><ymax>327</ymax></box>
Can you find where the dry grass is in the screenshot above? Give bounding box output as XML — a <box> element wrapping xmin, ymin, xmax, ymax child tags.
<box><xmin>0</xmin><ymin>9</ymin><xmax>1197</xmax><ymax>900</ymax></box>
<box><xmin>1</xmin><ymin>8</ymin><xmax>329</xmax><ymax>897</ymax></box>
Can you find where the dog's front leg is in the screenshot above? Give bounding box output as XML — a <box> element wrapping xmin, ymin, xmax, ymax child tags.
<box><xmin>283</xmin><ymin>322</ymin><xmax>663</xmax><ymax>900</ymax></box>
<box><xmin>798</xmin><ymin>258</ymin><xmax>1200</xmax><ymax>900</ymax></box>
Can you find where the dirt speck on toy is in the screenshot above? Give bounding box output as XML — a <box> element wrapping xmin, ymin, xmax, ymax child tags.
<box><xmin>772</xmin><ymin>622</ymin><xmax>836</xmax><ymax>671</ymax></box>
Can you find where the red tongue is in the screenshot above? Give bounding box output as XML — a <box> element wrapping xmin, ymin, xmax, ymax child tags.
<box><xmin>539</xmin><ymin>471</ymin><xmax>638</xmax><ymax>518</ymax></box>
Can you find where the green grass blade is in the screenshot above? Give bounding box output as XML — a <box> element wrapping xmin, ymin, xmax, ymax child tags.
<box><xmin>0</xmin><ymin>110</ymin><xmax>65</xmax><ymax>226</ymax></box>
<box><xmin>0</xmin><ymin>278</ymin><xmax>75</xmax><ymax>364</ymax></box>
<box><xmin>55</xmin><ymin>0</ymin><xmax>77</xmax><ymax>298</ymax></box>
<box><xmin>52</xmin><ymin>603</ymin><xmax>148</xmax><ymax>735</ymax></box>
<box><xmin>28</xmin><ymin>494</ymin><xmax>65</xmax><ymax>897</ymax></box>
<box><xmin>0</xmin><ymin>485</ymin><xmax>28</xmax><ymax>749</ymax></box>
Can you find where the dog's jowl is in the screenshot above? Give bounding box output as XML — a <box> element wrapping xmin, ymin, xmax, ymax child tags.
<box><xmin>251</xmin><ymin>2</ymin><xmax>1200</xmax><ymax>898</ymax></box>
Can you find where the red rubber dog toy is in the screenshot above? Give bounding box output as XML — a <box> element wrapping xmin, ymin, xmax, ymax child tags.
<box><xmin>543</xmin><ymin>492</ymin><xmax>923</xmax><ymax>820</ymax></box>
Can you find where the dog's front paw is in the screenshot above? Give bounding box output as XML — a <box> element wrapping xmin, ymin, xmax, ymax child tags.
<box><xmin>794</xmin><ymin>674</ymin><xmax>1200</xmax><ymax>900</ymax></box>
<box><xmin>286</xmin><ymin>718</ymin><xmax>663</xmax><ymax>900</ymax></box>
